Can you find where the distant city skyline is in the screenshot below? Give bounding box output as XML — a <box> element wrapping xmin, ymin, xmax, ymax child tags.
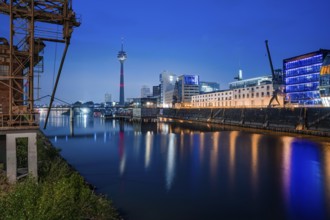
<box><xmin>1</xmin><ymin>0</ymin><xmax>330</xmax><ymax>104</ymax></box>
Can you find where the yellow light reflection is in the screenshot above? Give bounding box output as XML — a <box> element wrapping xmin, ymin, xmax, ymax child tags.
<box><xmin>210</xmin><ymin>132</ymin><xmax>220</xmax><ymax>183</ymax></box>
<box><xmin>180</xmin><ymin>131</ymin><xmax>185</xmax><ymax>159</ymax></box>
<box><xmin>189</xmin><ymin>131</ymin><xmax>194</xmax><ymax>150</ymax></box>
<box><xmin>199</xmin><ymin>132</ymin><xmax>205</xmax><ymax>164</ymax></box>
<box><xmin>229</xmin><ymin>131</ymin><xmax>239</xmax><ymax>185</ymax></box>
<box><xmin>323</xmin><ymin>143</ymin><xmax>330</xmax><ymax>210</ymax></box>
<box><xmin>251</xmin><ymin>134</ymin><xmax>261</xmax><ymax>192</ymax></box>
<box><xmin>281</xmin><ymin>136</ymin><xmax>294</xmax><ymax>206</ymax></box>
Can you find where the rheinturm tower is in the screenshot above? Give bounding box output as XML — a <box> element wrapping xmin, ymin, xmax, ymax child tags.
<box><xmin>117</xmin><ymin>42</ymin><xmax>127</xmax><ymax>106</ymax></box>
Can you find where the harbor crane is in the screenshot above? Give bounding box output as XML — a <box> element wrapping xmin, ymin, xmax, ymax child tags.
<box><xmin>0</xmin><ymin>0</ymin><xmax>80</xmax><ymax>129</ymax></box>
<box><xmin>0</xmin><ymin>0</ymin><xmax>80</xmax><ymax>183</ymax></box>
<box><xmin>265</xmin><ymin>40</ymin><xmax>281</xmax><ymax>107</ymax></box>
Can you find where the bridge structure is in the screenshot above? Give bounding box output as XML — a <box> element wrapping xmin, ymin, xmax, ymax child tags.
<box><xmin>0</xmin><ymin>0</ymin><xmax>80</xmax><ymax>183</ymax></box>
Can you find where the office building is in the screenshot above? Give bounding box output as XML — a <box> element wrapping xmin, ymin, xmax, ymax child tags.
<box><xmin>152</xmin><ymin>84</ymin><xmax>161</xmax><ymax>106</ymax></box>
<box><xmin>174</xmin><ymin>75</ymin><xmax>200</xmax><ymax>107</ymax></box>
<box><xmin>159</xmin><ymin>71</ymin><xmax>177</xmax><ymax>108</ymax></box>
<box><xmin>153</xmin><ymin>85</ymin><xmax>161</xmax><ymax>97</ymax></box>
<box><xmin>192</xmin><ymin>75</ymin><xmax>280</xmax><ymax>108</ymax></box>
<box><xmin>141</xmin><ymin>85</ymin><xmax>151</xmax><ymax>98</ymax></box>
<box><xmin>199</xmin><ymin>81</ymin><xmax>220</xmax><ymax>93</ymax></box>
<box><xmin>229</xmin><ymin>75</ymin><xmax>272</xmax><ymax>90</ymax></box>
<box><xmin>283</xmin><ymin>49</ymin><xmax>330</xmax><ymax>106</ymax></box>
<box><xmin>319</xmin><ymin>53</ymin><xmax>330</xmax><ymax>106</ymax></box>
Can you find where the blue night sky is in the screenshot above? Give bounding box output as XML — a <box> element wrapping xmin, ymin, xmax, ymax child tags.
<box><xmin>1</xmin><ymin>0</ymin><xmax>330</xmax><ymax>104</ymax></box>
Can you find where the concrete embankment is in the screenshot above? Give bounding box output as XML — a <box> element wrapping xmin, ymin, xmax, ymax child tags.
<box><xmin>159</xmin><ymin>107</ymin><xmax>330</xmax><ymax>137</ymax></box>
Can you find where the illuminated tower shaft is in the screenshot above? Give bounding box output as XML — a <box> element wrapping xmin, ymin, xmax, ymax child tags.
<box><xmin>117</xmin><ymin>42</ymin><xmax>127</xmax><ymax>106</ymax></box>
<box><xmin>119</xmin><ymin>61</ymin><xmax>125</xmax><ymax>105</ymax></box>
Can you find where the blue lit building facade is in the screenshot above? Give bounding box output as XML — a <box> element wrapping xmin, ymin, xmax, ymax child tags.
<box><xmin>320</xmin><ymin>53</ymin><xmax>330</xmax><ymax>106</ymax></box>
<box><xmin>283</xmin><ymin>49</ymin><xmax>330</xmax><ymax>106</ymax></box>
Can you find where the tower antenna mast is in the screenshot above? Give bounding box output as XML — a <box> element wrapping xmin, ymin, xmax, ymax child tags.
<box><xmin>117</xmin><ymin>38</ymin><xmax>127</xmax><ymax>106</ymax></box>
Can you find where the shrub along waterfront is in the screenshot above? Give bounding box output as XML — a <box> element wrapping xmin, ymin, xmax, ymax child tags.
<box><xmin>0</xmin><ymin>133</ymin><xmax>120</xmax><ymax>220</ymax></box>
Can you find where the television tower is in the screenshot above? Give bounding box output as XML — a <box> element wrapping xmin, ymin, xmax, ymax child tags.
<box><xmin>117</xmin><ymin>40</ymin><xmax>127</xmax><ymax>106</ymax></box>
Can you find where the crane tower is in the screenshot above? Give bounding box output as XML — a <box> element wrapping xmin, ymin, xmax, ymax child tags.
<box><xmin>0</xmin><ymin>0</ymin><xmax>80</xmax><ymax>183</ymax></box>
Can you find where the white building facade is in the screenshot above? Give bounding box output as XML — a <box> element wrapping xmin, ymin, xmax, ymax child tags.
<box><xmin>192</xmin><ymin>76</ymin><xmax>279</xmax><ymax>108</ymax></box>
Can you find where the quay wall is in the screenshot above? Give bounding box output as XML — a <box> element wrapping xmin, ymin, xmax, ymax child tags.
<box><xmin>159</xmin><ymin>107</ymin><xmax>330</xmax><ymax>137</ymax></box>
<box><xmin>132</xmin><ymin>108</ymin><xmax>158</xmax><ymax>122</ymax></box>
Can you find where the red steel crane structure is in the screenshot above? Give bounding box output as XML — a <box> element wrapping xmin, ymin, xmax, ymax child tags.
<box><xmin>0</xmin><ymin>0</ymin><xmax>80</xmax><ymax>130</ymax></box>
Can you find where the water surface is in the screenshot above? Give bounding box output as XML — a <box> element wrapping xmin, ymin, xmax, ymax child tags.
<box><xmin>41</xmin><ymin>114</ymin><xmax>330</xmax><ymax>220</ymax></box>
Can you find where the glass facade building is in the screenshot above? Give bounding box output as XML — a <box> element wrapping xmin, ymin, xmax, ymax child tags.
<box><xmin>283</xmin><ymin>49</ymin><xmax>330</xmax><ymax>106</ymax></box>
<box><xmin>199</xmin><ymin>81</ymin><xmax>220</xmax><ymax>93</ymax></box>
<box><xmin>159</xmin><ymin>71</ymin><xmax>177</xmax><ymax>108</ymax></box>
<box><xmin>174</xmin><ymin>75</ymin><xmax>200</xmax><ymax>106</ymax></box>
<box><xmin>320</xmin><ymin>54</ymin><xmax>330</xmax><ymax>106</ymax></box>
<box><xmin>229</xmin><ymin>76</ymin><xmax>272</xmax><ymax>90</ymax></box>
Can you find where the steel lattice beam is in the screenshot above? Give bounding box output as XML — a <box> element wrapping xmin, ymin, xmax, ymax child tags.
<box><xmin>0</xmin><ymin>0</ymin><xmax>80</xmax><ymax>130</ymax></box>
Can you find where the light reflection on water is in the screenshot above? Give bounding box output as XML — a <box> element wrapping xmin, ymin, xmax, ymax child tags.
<box><xmin>281</xmin><ymin>136</ymin><xmax>293</xmax><ymax>210</ymax></box>
<box><xmin>251</xmin><ymin>133</ymin><xmax>261</xmax><ymax>194</ymax></box>
<box><xmin>144</xmin><ymin>132</ymin><xmax>152</xmax><ymax>169</ymax></box>
<box><xmin>41</xmin><ymin>114</ymin><xmax>330</xmax><ymax>220</ymax></box>
<box><xmin>166</xmin><ymin>133</ymin><xmax>176</xmax><ymax>191</ymax></box>
<box><xmin>210</xmin><ymin>131</ymin><xmax>219</xmax><ymax>186</ymax></box>
<box><xmin>229</xmin><ymin>131</ymin><xmax>238</xmax><ymax>188</ymax></box>
<box><xmin>325</xmin><ymin>145</ymin><xmax>330</xmax><ymax>213</ymax></box>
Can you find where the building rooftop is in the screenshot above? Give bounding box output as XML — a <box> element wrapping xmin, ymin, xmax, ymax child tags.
<box><xmin>283</xmin><ymin>49</ymin><xmax>330</xmax><ymax>63</ymax></box>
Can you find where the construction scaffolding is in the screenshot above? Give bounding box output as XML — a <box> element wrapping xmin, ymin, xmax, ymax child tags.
<box><xmin>0</xmin><ymin>0</ymin><xmax>80</xmax><ymax>130</ymax></box>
